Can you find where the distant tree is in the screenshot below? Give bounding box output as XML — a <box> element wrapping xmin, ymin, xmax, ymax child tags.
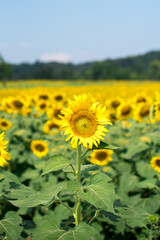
<box><xmin>0</xmin><ymin>54</ymin><xmax>12</xmax><ymax>85</ymax></box>
<box><xmin>149</xmin><ymin>60</ymin><xmax>160</xmax><ymax>80</ymax></box>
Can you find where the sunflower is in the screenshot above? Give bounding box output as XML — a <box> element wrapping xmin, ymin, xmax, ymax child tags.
<box><xmin>53</xmin><ymin>92</ymin><xmax>66</xmax><ymax>105</ymax></box>
<box><xmin>60</xmin><ymin>94</ymin><xmax>111</xmax><ymax>148</ymax></box>
<box><xmin>133</xmin><ymin>92</ymin><xmax>152</xmax><ymax>105</ymax></box>
<box><xmin>47</xmin><ymin>107</ymin><xmax>63</xmax><ymax>124</ymax></box>
<box><xmin>0</xmin><ymin>119</ymin><xmax>12</xmax><ymax>131</ymax></box>
<box><xmin>44</xmin><ymin>120</ymin><xmax>60</xmax><ymax>135</ymax></box>
<box><xmin>150</xmin><ymin>156</ymin><xmax>160</xmax><ymax>173</ymax></box>
<box><xmin>31</xmin><ymin>140</ymin><xmax>49</xmax><ymax>157</ymax></box>
<box><xmin>0</xmin><ymin>132</ymin><xmax>11</xmax><ymax>167</ymax></box>
<box><xmin>90</xmin><ymin>149</ymin><xmax>113</xmax><ymax>166</ymax></box>
<box><xmin>134</xmin><ymin>103</ymin><xmax>151</xmax><ymax>122</ymax></box>
<box><xmin>117</xmin><ymin>102</ymin><xmax>133</xmax><ymax>120</ymax></box>
<box><xmin>35</xmin><ymin>100</ymin><xmax>50</xmax><ymax>114</ymax></box>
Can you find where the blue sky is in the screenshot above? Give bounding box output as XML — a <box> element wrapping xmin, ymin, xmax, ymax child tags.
<box><xmin>0</xmin><ymin>0</ymin><xmax>160</xmax><ymax>64</ymax></box>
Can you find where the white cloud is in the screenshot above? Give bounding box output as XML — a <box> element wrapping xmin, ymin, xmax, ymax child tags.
<box><xmin>40</xmin><ymin>53</ymin><xmax>71</xmax><ymax>63</ymax></box>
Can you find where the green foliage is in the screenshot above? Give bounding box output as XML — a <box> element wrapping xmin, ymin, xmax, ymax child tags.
<box><xmin>0</xmin><ymin>212</ymin><xmax>23</xmax><ymax>240</ymax></box>
<box><xmin>42</xmin><ymin>155</ymin><xmax>71</xmax><ymax>176</ymax></box>
<box><xmin>0</xmin><ymin>113</ymin><xmax>160</xmax><ymax>239</ymax></box>
<box><xmin>78</xmin><ymin>173</ymin><xmax>115</xmax><ymax>212</ymax></box>
<box><xmin>33</xmin><ymin>221</ymin><xmax>95</xmax><ymax>240</ymax></box>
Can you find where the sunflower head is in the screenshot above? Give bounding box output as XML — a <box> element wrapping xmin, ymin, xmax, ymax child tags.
<box><xmin>31</xmin><ymin>140</ymin><xmax>49</xmax><ymax>157</ymax></box>
<box><xmin>134</xmin><ymin>103</ymin><xmax>151</xmax><ymax>122</ymax></box>
<box><xmin>44</xmin><ymin>120</ymin><xmax>60</xmax><ymax>135</ymax></box>
<box><xmin>150</xmin><ymin>156</ymin><xmax>160</xmax><ymax>173</ymax></box>
<box><xmin>90</xmin><ymin>149</ymin><xmax>113</xmax><ymax>166</ymax></box>
<box><xmin>117</xmin><ymin>102</ymin><xmax>133</xmax><ymax>120</ymax></box>
<box><xmin>0</xmin><ymin>119</ymin><xmax>12</xmax><ymax>131</ymax></box>
<box><xmin>0</xmin><ymin>132</ymin><xmax>11</xmax><ymax>167</ymax></box>
<box><xmin>60</xmin><ymin>94</ymin><xmax>112</xmax><ymax>148</ymax></box>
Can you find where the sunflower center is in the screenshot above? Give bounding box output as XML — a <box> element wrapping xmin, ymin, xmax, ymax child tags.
<box><xmin>137</xmin><ymin>96</ymin><xmax>146</xmax><ymax>103</ymax></box>
<box><xmin>39</xmin><ymin>95</ymin><xmax>49</xmax><ymax>100</ymax></box>
<box><xmin>49</xmin><ymin>123</ymin><xmax>59</xmax><ymax>130</ymax></box>
<box><xmin>55</xmin><ymin>95</ymin><xmax>63</xmax><ymax>101</ymax></box>
<box><xmin>13</xmin><ymin>100</ymin><xmax>23</xmax><ymax>109</ymax></box>
<box><xmin>40</xmin><ymin>103</ymin><xmax>46</xmax><ymax>109</ymax></box>
<box><xmin>1</xmin><ymin>121</ymin><xmax>8</xmax><ymax>127</ymax></box>
<box><xmin>156</xmin><ymin>159</ymin><xmax>160</xmax><ymax>167</ymax></box>
<box><xmin>140</xmin><ymin>106</ymin><xmax>150</xmax><ymax>117</ymax></box>
<box><xmin>71</xmin><ymin>111</ymin><xmax>97</xmax><ymax>137</ymax></box>
<box><xmin>95</xmin><ymin>151</ymin><xmax>107</xmax><ymax>161</ymax></box>
<box><xmin>111</xmin><ymin>100</ymin><xmax>120</xmax><ymax>108</ymax></box>
<box><xmin>35</xmin><ymin>144</ymin><xmax>45</xmax><ymax>152</ymax></box>
<box><xmin>121</xmin><ymin>106</ymin><xmax>131</xmax><ymax>116</ymax></box>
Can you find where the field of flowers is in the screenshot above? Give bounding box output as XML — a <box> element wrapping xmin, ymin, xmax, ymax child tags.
<box><xmin>0</xmin><ymin>80</ymin><xmax>160</xmax><ymax>240</ymax></box>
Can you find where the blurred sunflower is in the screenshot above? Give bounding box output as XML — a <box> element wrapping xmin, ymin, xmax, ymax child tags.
<box><xmin>31</xmin><ymin>140</ymin><xmax>49</xmax><ymax>157</ymax></box>
<box><xmin>0</xmin><ymin>119</ymin><xmax>12</xmax><ymax>131</ymax></box>
<box><xmin>47</xmin><ymin>107</ymin><xmax>63</xmax><ymax>124</ymax></box>
<box><xmin>133</xmin><ymin>93</ymin><xmax>152</xmax><ymax>105</ymax></box>
<box><xmin>150</xmin><ymin>156</ymin><xmax>160</xmax><ymax>173</ymax></box>
<box><xmin>53</xmin><ymin>92</ymin><xmax>66</xmax><ymax>105</ymax></box>
<box><xmin>44</xmin><ymin>120</ymin><xmax>60</xmax><ymax>135</ymax></box>
<box><xmin>0</xmin><ymin>132</ymin><xmax>11</xmax><ymax>167</ymax></box>
<box><xmin>35</xmin><ymin>100</ymin><xmax>50</xmax><ymax>114</ymax></box>
<box><xmin>117</xmin><ymin>102</ymin><xmax>133</xmax><ymax>120</ymax></box>
<box><xmin>90</xmin><ymin>149</ymin><xmax>113</xmax><ymax>166</ymax></box>
<box><xmin>60</xmin><ymin>94</ymin><xmax>111</xmax><ymax>148</ymax></box>
<box><xmin>10</xmin><ymin>97</ymin><xmax>26</xmax><ymax>113</ymax></box>
<box><xmin>134</xmin><ymin>103</ymin><xmax>151</xmax><ymax>122</ymax></box>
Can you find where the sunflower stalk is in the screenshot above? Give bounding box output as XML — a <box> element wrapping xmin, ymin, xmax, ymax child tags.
<box><xmin>75</xmin><ymin>144</ymin><xmax>81</xmax><ymax>225</ymax></box>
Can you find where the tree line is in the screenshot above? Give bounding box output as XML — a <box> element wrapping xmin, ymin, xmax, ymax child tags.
<box><xmin>1</xmin><ymin>51</ymin><xmax>160</xmax><ymax>81</ymax></box>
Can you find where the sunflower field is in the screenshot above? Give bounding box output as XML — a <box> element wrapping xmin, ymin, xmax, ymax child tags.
<box><xmin>0</xmin><ymin>80</ymin><xmax>160</xmax><ymax>240</ymax></box>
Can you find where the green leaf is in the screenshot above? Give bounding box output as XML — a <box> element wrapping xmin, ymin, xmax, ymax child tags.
<box><xmin>136</xmin><ymin>161</ymin><xmax>156</xmax><ymax>178</ymax></box>
<box><xmin>137</xmin><ymin>179</ymin><xmax>157</xmax><ymax>189</ymax></box>
<box><xmin>121</xmin><ymin>142</ymin><xmax>149</xmax><ymax>159</ymax></box>
<box><xmin>117</xmin><ymin>207</ymin><xmax>149</xmax><ymax>228</ymax></box>
<box><xmin>9</xmin><ymin>184</ymin><xmax>61</xmax><ymax>208</ymax></box>
<box><xmin>41</xmin><ymin>155</ymin><xmax>70</xmax><ymax>176</ymax></box>
<box><xmin>118</xmin><ymin>173</ymin><xmax>139</xmax><ymax>194</ymax></box>
<box><xmin>33</xmin><ymin>220</ymin><xmax>95</xmax><ymax>240</ymax></box>
<box><xmin>78</xmin><ymin>173</ymin><xmax>115</xmax><ymax>212</ymax></box>
<box><xmin>0</xmin><ymin>212</ymin><xmax>23</xmax><ymax>240</ymax></box>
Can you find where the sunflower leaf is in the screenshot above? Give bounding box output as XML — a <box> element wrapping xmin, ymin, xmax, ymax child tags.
<box><xmin>0</xmin><ymin>211</ymin><xmax>23</xmax><ymax>240</ymax></box>
<box><xmin>33</xmin><ymin>219</ymin><xmax>95</xmax><ymax>240</ymax></box>
<box><xmin>78</xmin><ymin>173</ymin><xmax>115</xmax><ymax>212</ymax></box>
<box><xmin>41</xmin><ymin>155</ymin><xmax>70</xmax><ymax>176</ymax></box>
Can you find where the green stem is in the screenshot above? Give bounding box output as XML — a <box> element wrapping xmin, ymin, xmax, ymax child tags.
<box><xmin>75</xmin><ymin>144</ymin><xmax>81</xmax><ymax>226</ymax></box>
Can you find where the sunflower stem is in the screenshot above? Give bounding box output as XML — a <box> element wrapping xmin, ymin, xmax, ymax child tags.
<box><xmin>75</xmin><ymin>144</ymin><xmax>81</xmax><ymax>226</ymax></box>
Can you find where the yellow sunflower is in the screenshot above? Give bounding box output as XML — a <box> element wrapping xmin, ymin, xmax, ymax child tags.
<box><xmin>90</xmin><ymin>149</ymin><xmax>113</xmax><ymax>166</ymax></box>
<box><xmin>47</xmin><ymin>107</ymin><xmax>63</xmax><ymax>124</ymax></box>
<box><xmin>31</xmin><ymin>140</ymin><xmax>49</xmax><ymax>157</ymax></box>
<box><xmin>150</xmin><ymin>156</ymin><xmax>160</xmax><ymax>173</ymax></box>
<box><xmin>35</xmin><ymin>100</ymin><xmax>50</xmax><ymax>114</ymax></box>
<box><xmin>117</xmin><ymin>102</ymin><xmax>133</xmax><ymax>120</ymax></box>
<box><xmin>60</xmin><ymin>94</ymin><xmax>111</xmax><ymax>148</ymax></box>
<box><xmin>134</xmin><ymin>103</ymin><xmax>151</xmax><ymax>122</ymax></box>
<box><xmin>0</xmin><ymin>132</ymin><xmax>11</xmax><ymax>167</ymax></box>
<box><xmin>44</xmin><ymin>120</ymin><xmax>60</xmax><ymax>135</ymax></box>
<box><xmin>0</xmin><ymin>119</ymin><xmax>12</xmax><ymax>131</ymax></box>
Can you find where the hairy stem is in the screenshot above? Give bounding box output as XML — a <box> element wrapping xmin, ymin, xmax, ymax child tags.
<box><xmin>75</xmin><ymin>144</ymin><xmax>81</xmax><ymax>225</ymax></box>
